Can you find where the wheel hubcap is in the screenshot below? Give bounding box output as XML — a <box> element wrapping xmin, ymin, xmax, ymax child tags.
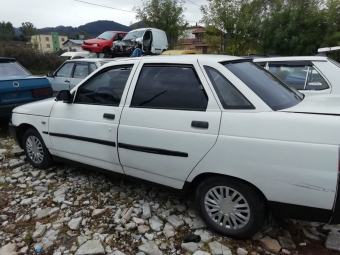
<box><xmin>26</xmin><ymin>135</ymin><xmax>44</xmax><ymax>164</ymax></box>
<box><xmin>204</xmin><ymin>186</ymin><xmax>250</xmax><ymax>230</ymax></box>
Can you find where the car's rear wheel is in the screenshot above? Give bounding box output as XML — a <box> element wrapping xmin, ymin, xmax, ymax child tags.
<box><xmin>195</xmin><ymin>176</ymin><xmax>266</xmax><ymax>239</ymax></box>
<box><xmin>23</xmin><ymin>128</ymin><xmax>53</xmax><ymax>169</ymax></box>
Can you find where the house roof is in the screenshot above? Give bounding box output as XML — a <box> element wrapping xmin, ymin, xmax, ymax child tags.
<box><xmin>192</xmin><ymin>28</ymin><xmax>205</xmax><ymax>34</ymax></box>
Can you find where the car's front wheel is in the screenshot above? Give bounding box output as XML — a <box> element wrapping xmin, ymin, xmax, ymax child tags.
<box><xmin>23</xmin><ymin>128</ymin><xmax>53</xmax><ymax>169</ymax></box>
<box><xmin>196</xmin><ymin>176</ymin><xmax>266</xmax><ymax>239</ymax></box>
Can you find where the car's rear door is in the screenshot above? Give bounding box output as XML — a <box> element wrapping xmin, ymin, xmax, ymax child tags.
<box><xmin>49</xmin><ymin>62</ymin><xmax>74</xmax><ymax>93</ymax></box>
<box><xmin>117</xmin><ymin>58</ymin><xmax>221</xmax><ymax>189</ymax></box>
<box><xmin>69</xmin><ymin>62</ymin><xmax>90</xmax><ymax>89</ymax></box>
<box><xmin>48</xmin><ymin>60</ymin><xmax>139</xmax><ymax>173</ymax></box>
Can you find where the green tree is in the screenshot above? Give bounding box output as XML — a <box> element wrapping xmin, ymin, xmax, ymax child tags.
<box><xmin>134</xmin><ymin>0</ymin><xmax>188</xmax><ymax>48</ymax></box>
<box><xmin>19</xmin><ymin>22</ymin><xmax>38</xmax><ymax>41</ymax></box>
<box><xmin>0</xmin><ymin>21</ymin><xmax>15</xmax><ymax>41</ymax></box>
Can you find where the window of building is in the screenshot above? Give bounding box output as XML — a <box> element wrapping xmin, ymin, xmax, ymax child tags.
<box><xmin>46</xmin><ymin>44</ymin><xmax>50</xmax><ymax>48</ymax></box>
<box><xmin>131</xmin><ymin>65</ymin><xmax>208</xmax><ymax>111</ymax></box>
<box><xmin>61</xmin><ymin>38</ymin><xmax>65</xmax><ymax>42</ymax></box>
<box><xmin>45</xmin><ymin>37</ymin><xmax>49</xmax><ymax>41</ymax></box>
<box><xmin>198</xmin><ymin>35</ymin><xmax>203</xmax><ymax>42</ymax></box>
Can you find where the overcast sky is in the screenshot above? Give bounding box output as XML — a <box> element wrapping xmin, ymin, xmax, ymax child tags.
<box><xmin>3</xmin><ymin>0</ymin><xmax>207</xmax><ymax>28</ymax></box>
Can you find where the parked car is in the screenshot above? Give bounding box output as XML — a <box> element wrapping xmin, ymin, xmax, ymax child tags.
<box><xmin>112</xmin><ymin>28</ymin><xmax>168</xmax><ymax>57</ymax></box>
<box><xmin>82</xmin><ymin>31</ymin><xmax>128</xmax><ymax>54</ymax></box>
<box><xmin>254</xmin><ymin>56</ymin><xmax>340</xmax><ymax>95</ymax></box>
<box><xmin>46</xmin><ymin>59</ymin><xmax>114</xmax><ymax>93</ymax></box>
<box><xmin>8</xmin><ymin>56</ymin><xmax>340</xmax><ymax>239</ymax></box>
<box><xmin>0</xmin><ymin>57</ymin><xmax>53</xmax><ymax>118</ymax></box>
<box><xmin>162</xmin><ymin>50</ymin><xmax>202</xmax><ymax>55</ymax></box>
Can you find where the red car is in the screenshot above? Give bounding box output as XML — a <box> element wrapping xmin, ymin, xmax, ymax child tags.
<box><xmin>82</xmin><ymin>31</ymin><xmax>128</xmax><ymax>54</ymax></box>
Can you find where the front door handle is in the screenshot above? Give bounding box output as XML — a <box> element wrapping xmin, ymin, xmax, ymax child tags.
<box><xmin>192</xmin><ymin>121</ymin><xmax>209</xmax><ymax>129</ymax></box>
<box><xmin>103</xmin><ymin>113</ymin><xmax>115</xmax><ymax>120</ymax></box>
<box><xmin>64</xmin><ymin>79</ymin><xmax>70</xmax><ymax>82</ymax></box>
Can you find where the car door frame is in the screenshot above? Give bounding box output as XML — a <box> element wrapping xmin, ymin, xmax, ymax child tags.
<box><xmin>51</xmin><ymin>61</ymin><xmax>76</xmax><ymax>92</ymax></box>
<box><xmin>117</xmin><ymin>57</ymin><xmax>222</xmax><ymax>189</ymax></box>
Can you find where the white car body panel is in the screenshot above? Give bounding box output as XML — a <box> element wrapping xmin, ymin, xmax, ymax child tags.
<box><xmin>9</xmin><ymin>55</ymin><xmax>340</xmax><ymax>224</ymax></box>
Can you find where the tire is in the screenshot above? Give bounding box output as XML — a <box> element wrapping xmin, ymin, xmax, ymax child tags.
<box><xmin>102</xmin><ymin>46</ymin><xmax>110</xmax><ymax>54</ymax></box>
<box><xmin>195</xmin><ymin>176</ymin><xmax>266</xmax><ymax>239</ymax></box>
<box><xmin>23</xmin><ymin>128</ymin><xmax>53</xmax><ymax>169</ymax></box>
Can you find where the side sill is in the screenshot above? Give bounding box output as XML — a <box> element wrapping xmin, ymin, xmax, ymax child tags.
<box><xmin>52</xmin><ymin>156</ymin><xmax>187</xmax><ymax>196</ymax></box>
<box><xmin>269</xmin><ymin>201</ymin><xmax>332</xmax><ymax>223</ymax></box>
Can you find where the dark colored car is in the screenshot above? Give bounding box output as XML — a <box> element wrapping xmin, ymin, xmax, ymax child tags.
<box><xmin>0</xmin><ymin>58</ymin><xmax>53</xmax><ymax>118</ymax></box>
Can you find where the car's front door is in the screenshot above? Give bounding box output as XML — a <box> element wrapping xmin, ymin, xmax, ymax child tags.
<box><xmin>117</xmin><ymin>60</ymin><xmax>222</xmax><ymax>189</ymax></box>
<box><xmin>48</xmin><ymin>62</ymin><xmax>137</xmax><ymax>172</ymax></box>
<box><xmin>69</xmin><ymin>62</ymin><xmax>90</xmax><ymax>89</ymax></box>
<box><xmin>50</xmin><ymin>62</ymin><xmax>74</xmax><ymax>93</ymax></box>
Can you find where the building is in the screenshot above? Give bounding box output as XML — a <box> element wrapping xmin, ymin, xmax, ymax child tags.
<box><xmin>31</xmin><ymin>32</ymin><xmax>68</xmax><ymax>53</ymax></box>
<box><xmin>61</xmin><ymin>39</ymin><xmax>85</xmax><ymax>52</ymax></box>
<box><xmin>175</xmin><ymin>26</ymin><xmax>215</xmax><ymax>54</ymax></box>
<box><xmin>179</xmin><ymin>24</ymin><xmax>204</xmax><ymax>39</ymax></box>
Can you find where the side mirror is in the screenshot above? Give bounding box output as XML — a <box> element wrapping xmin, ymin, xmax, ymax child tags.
<box><xmin>56</xmin><ymin>90</ymin><xmax>72</xmax><ymax>103</ymax></box>
<box><xmin>47</xmin><ymin>73</ymin><xmax>54</xmax><ymax>77</ymax></box>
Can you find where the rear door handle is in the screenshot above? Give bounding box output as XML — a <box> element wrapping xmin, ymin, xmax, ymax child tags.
<box><xmin>64</xmin><ymin>80</ymin><xmax>70</xmax><ymax>82</ymax></box>
<box><xmin>191</xmin><ymin>121</ymin><xmax>209</xmax><ymax>129</ymax></box>
<box><xmin>103</xmin><ymin>113</ymin><xmax>115</xmax><ymax>120</ymax></box>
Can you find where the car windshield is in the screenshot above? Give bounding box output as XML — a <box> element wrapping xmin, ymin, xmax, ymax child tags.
<box><xmin>223</xmin><ymin>61</ymin><xmax>303</xmax><ymax>111</ymax></box>
<box><xmin>84</xmin><ymin>53</ymin><xmax>104</xmax><ymax>58</ymax></box>
<box><xmin>123</xmin><ymin>30</ymin><xmax>145</xmax><ymax>40</ymax></box>
<box><xmin>97</xmin><ymin>31</ymin><xmax>115</xmax><ymax>40</ymax></box>
<box><xmin>0</xmin><ymin>61</ymin><xmax>31</xmax><ymax>76</ymax></box>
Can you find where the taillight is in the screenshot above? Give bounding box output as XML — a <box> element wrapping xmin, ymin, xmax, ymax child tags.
<box><xmin>32</xmin><ymin>88</ymin><xmax>53</xmax><ymax>98</ymax></box>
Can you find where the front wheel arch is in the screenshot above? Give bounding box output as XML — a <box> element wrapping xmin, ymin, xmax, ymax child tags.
<box><xmin>16</xmin><ymin>123</ymin><xmax>35</xmax><ymax>149</ymax></box>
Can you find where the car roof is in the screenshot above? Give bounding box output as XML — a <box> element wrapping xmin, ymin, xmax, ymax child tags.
<box><xmin>0</xmin><ymin>57</ymin><xmax>16</xmax><ymax>63</ymax></box>
<box><xmin>65</xmin><ymin>58</ymin><xmax>111</xmax><ymax>63</ymax></box>
<box><xmin>254</xmin><ymin>56</ymin><xmax>328</xmax><ymax>62</ymax></box>
<box><xmin>107</xmin><ymin>55</ymin><xmax>242</xmax><ymax>64</ymax></box>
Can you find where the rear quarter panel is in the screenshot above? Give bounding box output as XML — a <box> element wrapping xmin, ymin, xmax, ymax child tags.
<box><xmin>187</xmin><ymin>111</ymin><xmax>339</xmax><ymax>210</ymax></box>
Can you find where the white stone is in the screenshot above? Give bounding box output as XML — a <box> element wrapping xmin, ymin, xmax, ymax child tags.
<box><xmin>193</xmin><ymin>252</ymin><xmax>211</xmax><ymax>255</ymax></box>
<box><xmin>167</xmin><ymin>215</ymin><xmax>184</xmax><ymax>229</ymax></box>
<box><xmin>237</xmin><ymin>248</ymin><xmax>248</xmax><ymax>255</ymax></box>
<box><xmin>138</xmin><ymin>241</ymin><xmax>162</xmax><ymax>255</ymax></box>
<box><xmin>208</xmin><ymin>241</ymin><xmax>232</xmax><ymax>255</ymax></box>
<box><xmin>20</xmin><ymin>198</ymin><xmax>32</xmax><ymax>205</ymax></box>
<box><xmin>142</xmin><ymin>203</ymin><xmax>151</xmax><ymax>219</ymax></box>
<box><xmin>68</xmin><ymin>217</ymin><xmax>82</xmax><ymax>230</ymax></box>
<box><xmin>163</xmin><ymin>223</ymin><xmax>175</xmax><ymax>239</ymax></box>
<box><xmin>145</xmin><ymin>233</ymin><xmax>154</xmax><ymax>241</ymax></box>
<box><xmin>75</xmin><ymin>240</ymin><xmax>105</xmax><ymax>255</ymax></box>
<box><xmin>133</xmin><ymin>217</ymin><xmax>145</xmax><ymax>225</ymax></box>
<box><xmin>92</xmin><ymin>209</ymin><xmax>106</xmax><ymax>217</ymax></box>
<box><xmin>0</xmin><ymin>243</ymin><xmax>17</xmax><ymax>255</ymax></box>
<box><xmin>181</xmin><ymin>242</ymin><xmax>199</xmax><ymax>253</ymax></box>
<box><xmin>32</xmin><ymin>225</ymin><xmax>47</xmax><ymax>241</ymax></box>
<box><xmin>149</xmin><ymin>216</ymin><xmax>164</xmax><ymax>231</ymax></box>
<box><xmin>326</xmin><ymin>231</ymin><xmax>340</xmax><ymax>252</ymax></box>
<box><xmin>35</xmin><ymin>208</ymin><xmax>51</xmax><ymax>219</ymax></box>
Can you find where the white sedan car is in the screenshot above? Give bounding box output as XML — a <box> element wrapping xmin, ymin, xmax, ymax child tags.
<box><xmin>254</xmin><ymin>56</ymin><xmax>340</xmax><ymax>95</ymax></box>
<box><xmin>8</xmin><ymin>55</ymin><xmax>340</xmax><ymax>239</ymax></box>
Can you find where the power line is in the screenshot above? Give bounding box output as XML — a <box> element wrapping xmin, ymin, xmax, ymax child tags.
<box><xmin>74</xmin><ymin>0</ymin><xmax>136</xmax><ymax>13</ymax></box>
<box><xmin>186</xmin><ymin>0</ymin><xmax>200</xmax><ymax>7</ymax></box>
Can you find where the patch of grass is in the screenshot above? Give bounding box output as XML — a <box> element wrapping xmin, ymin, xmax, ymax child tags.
<box><xmin>58</xmin><ymin>225</ymin><xmax>68</xmax><ymax>235</ymax></box>
<box><xmin>23</xmin><ymin>226</ymin><xmax>35</xmax><ymax>245</ymax></box>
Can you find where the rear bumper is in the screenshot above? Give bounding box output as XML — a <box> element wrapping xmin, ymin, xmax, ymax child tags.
<box><xmin>81</xmin><ymin>45</ymin><xmax>102</xmax><ymax>53</ymax></box>
<box><xmin>8</xmin><ymin>121</ymin><xmax>19</xmax><ymax>146</ymax></box>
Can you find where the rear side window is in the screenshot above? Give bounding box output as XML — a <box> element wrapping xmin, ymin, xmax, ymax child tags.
<box><xmin>223</xmin><ymin>61</ymin><xmax>303</xmax><ymax>111</ymax></box>
<box><xmin>56</xmin><ymin>63</ymin><xmax>74</xmax><ymax>77</ymax></box>
<box><xmin>131</xmin><ymin>65</ymin><xmax>208</xmax><ymax>111</ymax></box>
<box><xmin>204</xmin><ymin>66</ymin><xmax>254</xmax><ymax>109</ymax></box>
<box><xmin>73</xmin><ymin>64</ymin><xmax>89</xmax><ymax>78</ymax></box>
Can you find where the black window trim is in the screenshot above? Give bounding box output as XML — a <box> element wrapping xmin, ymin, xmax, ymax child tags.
<box><xmin>130</xmin><ymin>63</ymin><xmax>209</xmax><ymax>112</ymax></box>
<box><xmin>73</xmin><ymin>64</ymin><xmax>134</xmax><ymax>106</ymax></box>
<box><xmin>204</xmin><ymin>65</ymin><xmax>255</xmax><ymax>110</ymax></box>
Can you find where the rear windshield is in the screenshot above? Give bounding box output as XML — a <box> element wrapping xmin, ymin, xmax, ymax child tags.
<box><xmin>223</xmin><ymin>61</ymin><xmax>303</xmax><ymax>111</ymax></box>
<box><xmin>0</xmin><ymin>61</ymin><xmax>31</xmax><ymax>77</ymax></box>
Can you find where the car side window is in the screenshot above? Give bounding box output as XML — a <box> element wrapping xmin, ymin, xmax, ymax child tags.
<box><xmin>73</xmin><ymin>64</ymin><xmax>89</xmax><ymax>79</ymax></box>
<box><xmin>204</xmin><ymin>66</ymin><xmax>254</xmax><ymax>109</ymax></box>
<box><xmin>130</xmin><ymin>65</ymin><xmax>208</xmax><ymax>111</ymax></box>
<box><xmin>56</xmin><ymin>63</ymin><xmax>74</xmax><ymax>77</ymax></box>
<box><xmin>74</xmin><ymin>65</ymin><xmax>133</xmax><ymax>106</ymax></box>
<box><xmin>305</xmin><ymin>66</ymin><xmax>329</xmax><ymax>90</ymax></box>
<box><xmin>89</xmin><ymin>63</ymin><xmax>97</xmax><ymax>73</ymax></box>
<box><xmin>268</xmin><ymin>65</ymin><xmax>306</xmax><ymax>90</ymax></box>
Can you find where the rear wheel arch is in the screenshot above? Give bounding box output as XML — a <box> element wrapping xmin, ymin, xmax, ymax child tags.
<box><xmin>185</xmin><ymin>172</ymin><xmax>268</xmax><ymax>202</ymax></box>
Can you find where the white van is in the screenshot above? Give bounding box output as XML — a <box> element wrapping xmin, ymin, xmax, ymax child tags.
<box><xmin>112</xmin><ymin>28</ymin><xmax>168</xmax><ymax>56</ymax></box>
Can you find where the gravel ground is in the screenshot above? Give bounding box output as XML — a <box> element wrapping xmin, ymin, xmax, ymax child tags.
<box><xmin>0</xmin><ymin>119</ymin><xmax>339</xmax><ymax>255</ymax></box>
